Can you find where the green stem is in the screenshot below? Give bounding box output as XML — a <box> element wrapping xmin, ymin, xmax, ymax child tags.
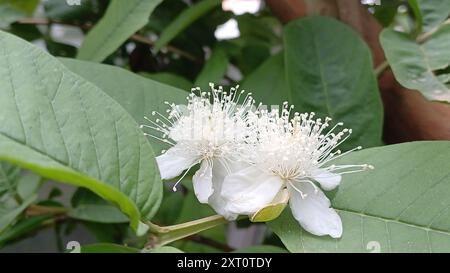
<box><xmin>374</xmin><ymin>60</ymin><xmax>389</xmax><ymax>77</ymax></box>
<box><xmin>145</xmin><ymin>215</ymin><xmax>229</xmax><ymax>249</ymax></box>
<box><xmin>26</xmin><ymin>204</ymin><xmax>68</xmax><ymax>216</ymax></box>
<box><xmin>375</xmin><ymin>18</ymin><xmax>450</xmax><ymax>78</ymax></box>
<box><xmin>417</xmin><ymin>18</ymin><xmax>450</xmax><ymax>43</ymax></box>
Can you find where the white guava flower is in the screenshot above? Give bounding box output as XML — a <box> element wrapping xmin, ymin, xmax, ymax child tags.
<box><xmin>220</xmin><ymin>104</ymin><xmax>373</xmax><ymax>238</ymax></box>
<box><xmin>140</xmin><ymin>84</ymin><xmax>257</xmax><ymax>220</ymax></box>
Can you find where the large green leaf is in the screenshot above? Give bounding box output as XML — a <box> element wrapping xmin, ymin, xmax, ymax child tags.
<box><xmin>152</xmin><ymin>186</ymin><xmax>184</xmax><ymax>226</ymax></box>
<box><xmin>141</xmin><ymin>72</ymin><xmax>192</xmax><ymax>91</ymax></box>
<box><xmin>194</xmin><ymin>46</ymin><xmax>229</xmax><ymax>90</ymax></box>
<box><xmin>0</xmin><ymin>31</ymin><xmax>162</xmax><ymax>234</ymax></box>
<box><xmin>171</xmin><ymin>181</ymin><xmax>227</xmax><ymax>253</ymax></box>
<box><xmin>16</xmin><ymin>172</ymin><xmax>41</xmax><ymax>200</ymax></box>
<box><xmin>77</xmin><ymin>0</ymin><xmax>163</xmax><ymax>62</ymax></box>
<box><xmin>241</xmin><ymin>53</ymin><xmax>289</xmax><ymax>106</ymax></box>
<box><xmin>153</xmin><ymin>0</ymin><xmax>221</xmax><ymax>52</ymax></box>
<box><xmin>60</xmin><ymin>58</ymin><xmax>187</xmax><ymax>154</ymax></box>
<box><xmin>0</xmin><ymin>0</ymin><xmax>39</xmax><ymax>28</ymax></box>
<box><xmin>269</xmin><ymin>141</ymin><xmax>450</xmax><ymax>253</ymax></box>
<box><xmin>283</xmin><ymin>16</ymin><xmax>384</xmax><ymax>150</ymax></box>
<box><xmin>380</xmin><ymin>27</ymin><xmax>450</xmax><ymax>102</ymax></box>
<box><xmin>416</xmin><ymin>0</ymin><xmax>450</xmax><ymax>32</ymax></box>
<box><xmin>69</xmin><ymin>188</ymin><xmax>128</xmax><ymax>223</ymax></box>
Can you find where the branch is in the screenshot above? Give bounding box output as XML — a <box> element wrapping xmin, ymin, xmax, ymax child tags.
<box><xmin>145</xmin><ymin>215</ymin><xmax>230</xmax><ymax>250</ymax></box>
<box><xmin>130</xmin><ymin>34</ymin><xmax>200</xmax><ymax>63</ymax></box>
<box><xmin>16</xmin><ymin>18</ymin><xmax>91</xmax><ymax>29</ymax></box>
<box><xmin>15</xmin><ymin>18</ymin><xmax>200</xmax><ymax>63</ymax></box>
<box><xmin>25</xmin><ymin>204</ymin><xmax>68</xmax><ymax>216</ymax></box>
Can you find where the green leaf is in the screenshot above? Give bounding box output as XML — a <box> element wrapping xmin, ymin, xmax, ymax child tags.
<box><xmin>141</xmin><ymin>72</ymin><xmax>192</xmax><ymax>90</ymax></box>
<box><xmin>233</xmin><ymin>245</ymin><xmax>288</xmax><ymax>253</ymax></box>
<box><xmin>0</xmin><ymin>4</ymin><xmax>24</xmax><ymax>29</ymax></box>
<box><xmin>0</xmin><ymin>0</ymin><xmax>39</xmax><ymax>15</ymax></box>
<box><xmin>153</xmin><ymin>0</ymin><xmax>221</xmax><ymax>52</ymax></box>
<box><xmin>82</xmin><ymin>221</ymin><xmax>128</xmax><ymax>243</ymax></box>
<box><xmin>407</xmin><ymin>0</ymin><xmax>423</xmax><ymax>33</ymax></box>
<box><xmin>241</xmin><ymin>53</ymin><xmax>289</xmax><ymax>106</ymax></box>
<box><xmin>153</xmin><ymin>186</ymin><xmax>185</xmax><ymax>226</ymax></box>
<box><xmin>269</xmin><ymin>141</ymin><xmax>450</xmax><ymax>253</ymax></box>
<box><xmin>194</xmin><ymin>46</ymin><xmax>228</xmax><ymax>90</ymax></box>
<box><xmin>0</xmin><ymin>214</ymin><xmax>52</xmax><ymax>247</ymax></box>
<box><xmin>171</xmin><ymin>180</ymin><xmax>227</xmax><ymax>253</ymax></box>
<box><xmin>0</xmin><ymin>162</ymin><xmax>20</xmax><ymax>196</ymax></box>
<box><xmin>149</xmin><ymin>246</ymin><xmax>184</xmax><ymax>253</ymax></box>
<box><xmin>77</xmin><ymin>0</ymin><xmax>163</xmax><ymax>62</ymax></box>
<box><xmin>236</xmin><ymin>14</ymin><xmax>282</xmax><ymax>47</ymax></box>
<box><xmin>372</xmin><ymin>1</ymin><xmax>401</xmax><ymax>27</ymax></box>
<box><xmin>80</xmin><ymin>243</ymin><xmax>140</xmax><ymax>253</ymax></box>
<box><xmin>16</xmin><ymin>172</ymin><xmax>41</xmax><ymax>200</ymax></box>
<box><xmin>69</xmin><ymin>188</ymin><xmax>129</xmax><ymax>224</ymax></box>
<box><xmin>0</xmin><ymin>31</ymin><xmax>162</xmax><ymax>234</ymax></box>
<box><xmin>60</xmin><ymin>58</ymin><xmax>187</xmax><ymax>154</ymax></box>
<box><xmin>283</xmin><ymin>16</ymin><xmax>383</xmax><ymax>150</ymax></box>
<box><xmin>0</xmin><ymin>195</ymin><xmax>36</xmax><ymax>233</ymax></box>
<box><xmin>69</xmin><ymin>205</ymin><xmax>129</xmax><ymax>224</ymax></box>
<box><xmin>380</xmin><ymin>27</ymin><xmax>450</xmax><ymax>102</ymax></box>
<box><xmin>416</xmin><ymin>0</ymin><xmax>450</xmax><ymax>32</ymax></box>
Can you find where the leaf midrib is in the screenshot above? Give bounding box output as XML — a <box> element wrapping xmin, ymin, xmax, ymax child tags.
<box><xmin>417</xmin><ymin>43</ymin><xmax>449</xmax><ymax>93</ymax></box>
<box><xmin>310</xmin><ymin>26</ymin><xmax>334</xmax><ymax>120</ymax></box>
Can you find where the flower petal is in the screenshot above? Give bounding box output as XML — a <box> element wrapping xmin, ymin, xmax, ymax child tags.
<box><xmin>155</xmin><ymin>147</ymin><xmax>198</xmax><ymax>180</ymax></box>
<box><xmin>311</xmin><ymin>169</ymin><xmax>342</xmax><ymax>191</ymax></box>
<box><xmin>207</xmin><ymin>159</ymin><xmax>242</xmax><ymax>220</ymax></box>
<box><xmin>288</xmin><ymin>182</ymin><xmax>342</xmax><ymax>238</ymax></box>
<box><xmin>222</xmin><ymin>166</ymin><xmax>284</xmax><ymax>215</ymax></box>
<box><xmin>192</xmin><ymin>161</ymin><xmax>213</xmax><ymax>203</ymax></box>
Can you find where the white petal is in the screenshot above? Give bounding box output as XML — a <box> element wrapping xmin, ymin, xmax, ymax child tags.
<box><xmin>311</xmin><ymin>169</ymin><xmax>342</xmax><ymax>191</ymax></box>
<box><xmin>288</xmin><ymin>182</ymin><xmax>342</xmax><ymax>238</ymax></box>
<box><xmin>207</xmin><ymin>159</ymin><xmax>243</xmax><ymax>220</ymax></box>
<box><xmin>222</xmin><ymin>166</ymin><xmax>284</xmax><ymax>215</ymax></box>
<box><xmin>192</xmin><ymin>161</ymin><xmax>213</xmax><ymax>203</ymax></box>
<box><xmin>155</xmin><ymin>148</ymin><xmax>198</xmax><ymax>180</ymax></box>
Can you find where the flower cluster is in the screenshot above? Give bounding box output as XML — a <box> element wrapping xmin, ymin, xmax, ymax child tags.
<box><xmin>141</xmin><ymin>84</ymin><xmax>373</xmax><ymax>238</ymax></box>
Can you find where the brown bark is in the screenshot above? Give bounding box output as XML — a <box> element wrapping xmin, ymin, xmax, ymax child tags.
<box><xmin>266</xmin><ymin>0</ymin><xmax>450</xmax><ymax>143</ymax></box>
